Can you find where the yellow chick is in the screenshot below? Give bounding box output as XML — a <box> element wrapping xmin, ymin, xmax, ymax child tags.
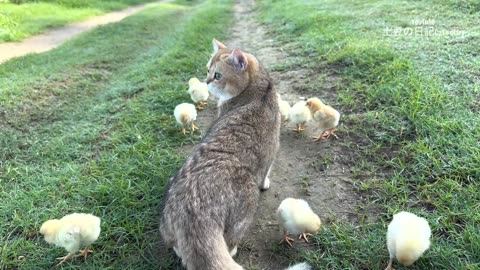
<box><xmin>40</xmin><ymin>213</ymin><xmax>101</xmax><ymax>266</ymax></box>
<box><xmin>306</xmin><ymin>97</ymin><xmax>340</xmax><ymax>141</ymax></box>
<box><xmin>277</xmin><ymin>94</ymin><xmax>291</xmax><ymax>122</ymax></box>
<box><xmin>385</xmin><ymin>211</ymin><xmax>431</xmax><ymax>270</ymax></box>
<box><xmin>188</xmin><ymin>77</ymin><xmax>209</xmax><ymax>109</ymax></box>
<box><xmin>277</xmin><ymin>198</ymin><xmax>321</xmax><ymax>247</ymax></box>
<box><xmin>288</xmin><ymin>101</ymin><xmax>312</xmax><ymax>132</ymax></box>
<box><xmin>174</xmin><ymin>103</ymin><xmax>198</xmax><ymax>135</ymax></box>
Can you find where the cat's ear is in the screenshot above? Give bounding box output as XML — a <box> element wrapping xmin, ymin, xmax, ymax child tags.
<box><xmin>228</xmin><ymin>49</ymin><xmax>248</xmax><ymax>71</ymax></box>
<box><xmin>212</xmin><ymin>39</ymin><xmax>226</xmax><ymax>52</ymax></box>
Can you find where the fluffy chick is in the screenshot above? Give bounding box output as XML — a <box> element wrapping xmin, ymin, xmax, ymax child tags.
<box><xmin>288</xmin><ymin>101</ymin><xmax>312</xmax><ymax>132</ymax></box>
<box><xmin>277</xmin><ymin>94</ymin><xmax>291</xmax><ymax>122</ymax></box>
<box><xmin>386</xmin><ymin>211</ymin><xmax>431</xmax><ymax>270</ymax></box>
<box><xmin>174</xmin><ymin>103</ymin><xmax>198</xmax><ymax>135</ymax></box>
<box><xmin>40</xmin><ymin>213</ymin><xmax>101</xmax><ymax>266</ymax></box>
<box><xmin>277</xmin><ymin>198</ymin><xmax>321</xmax><ymax>247</ymax></box>
<box><xmin>188</xmin><ymin>77</ymin><xmax>209</xmax><ymax>109</ymax></box>
<box><xmin>306</xmin><ymin>97</ymin><xmax>340</xmax><ymax>141</ymax></box>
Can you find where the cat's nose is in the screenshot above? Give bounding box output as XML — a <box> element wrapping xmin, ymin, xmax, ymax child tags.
<box><xmin>206</xmin><ymin>77</ymin><xmax>214</xmax><ymax>84</ymax></box>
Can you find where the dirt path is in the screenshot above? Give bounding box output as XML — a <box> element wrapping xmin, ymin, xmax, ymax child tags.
<box><xmin>0</xmin><ymin>0</ymin><xmax>165</xmax><ymax>64</ymax></box>
<box><xmin>186</xmin><ymin>0</ymin><xmax>362</xmax><ymax>269</ymax></box>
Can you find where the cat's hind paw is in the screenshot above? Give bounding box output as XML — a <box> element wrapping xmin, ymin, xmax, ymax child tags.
<box><xmin>261</xmin><ymin>177</ymin><xmax>270</xmax><ymax>191</ymax></box>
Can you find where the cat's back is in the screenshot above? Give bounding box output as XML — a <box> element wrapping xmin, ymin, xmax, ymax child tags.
<box><xmin>162</xmin><ymin>49</ymin><xmax>280</xmax><ymax>222</ymax></box>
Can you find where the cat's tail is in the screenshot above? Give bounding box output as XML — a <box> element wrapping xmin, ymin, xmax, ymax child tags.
<box><xmin>176</xmin><ymin>229</ymin><xmax>243</xmax><ymax>270</ymax></box>
<box><xmin>285</xmin><ymin>262</ymin><xmax>312</xmax><ymax>270</ymax></box>
<box><xmin>171</xmin><ymin>223</ymin><xmax>310</xmax><ymax>270</ymax></box>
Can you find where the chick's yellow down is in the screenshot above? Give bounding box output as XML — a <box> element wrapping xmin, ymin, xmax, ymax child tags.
<box><xmin>40</xmin><ymin>213</ymin><xmax>101</xmax><ymax>266</ymax></box>
<box><xmin>277</xmin><ymin>94</ymin><xmax>291</xmax><ymax>122</ymax></box>
<box><xmin>174</xmin><ymin>103</ymin><xmax>198</xmax><ymax>135</ymax></box>
<box><xmin>386</xmin><ymin>211</ymin><xmax>431</xmax><ymax>270</ymax></box>
<box><xmin>288</xmin><ymin>101</ymin><xmax>312</xmax><ymax>132</ymax></box>
<box><xmin>188</xmin><ymin>77</ymin><xmax>209</xmax><ymax>109</ymax></box>
<box><xmin>306</xmin><ymin>97</ymin><xmax>340</xmax><ymax>141</ymax></box>
<box><xmin>277</xmin><ymin>198</ymin><xmax>321</xmax><ymax>247</ymax></box>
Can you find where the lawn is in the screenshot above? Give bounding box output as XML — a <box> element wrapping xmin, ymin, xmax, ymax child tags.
<box><xmin>0</xmin><ymin>0</ymin><xmax>233</xmax><ymax>269</ymax></box>
<box><xmin>0</xmin><ymin>0</ymin><xmax>157</xmax><ymax>42</ymax></box>
<box><xmin>258</xmin><ymin>0</ymin><xmax>479</xmax><ymax>269</ymax></box>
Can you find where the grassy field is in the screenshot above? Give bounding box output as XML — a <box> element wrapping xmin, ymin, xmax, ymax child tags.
<box><xmin>1</xmin><ymin>0</ymin><xmax>479</xmax><ymax>269</ymax></box>
<box><xmin>0</xmin><ymin>0</ymin><xmax>233</xmax><ymax>269</ymax></box>
<box><xmin>0</xmin><ymin>0</ymin><xmax>156</xmax><ymax>42</ymax></box>
<box><xmin>259</xmin><ymin>0</ymin><xmax>479</xmax><ymax>269</ymax></box>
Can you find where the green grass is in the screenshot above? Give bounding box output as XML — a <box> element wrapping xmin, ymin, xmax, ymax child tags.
<box><xmin>0</xmin><ymin>0</ymin><xmax>157</xmax><ymax>42</ymax></box>
<box><xmin>0</xmin><ymin>0</ymin><xmax>233</xmax><ymax>269</ymax></box>
<box><xmin>258</xmin><ymin>0</ymin><xmax>480</xmax><ymax>269</ymax></box>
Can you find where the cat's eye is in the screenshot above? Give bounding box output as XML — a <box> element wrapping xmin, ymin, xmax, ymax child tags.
<box><xmin>214</xmin><ymin>72</ymin><xmax>222</xmax><ymax>80</ymax></box>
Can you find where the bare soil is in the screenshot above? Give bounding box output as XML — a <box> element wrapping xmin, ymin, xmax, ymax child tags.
<box><xmin>0</xmin><ymin>0</ymin><xmax>165</xmax><ymax>64</ymax></box>
<box><xmin>181</xmin><ymin>0</ymin><xmax>363</xmax><ymax>269</ymax></box>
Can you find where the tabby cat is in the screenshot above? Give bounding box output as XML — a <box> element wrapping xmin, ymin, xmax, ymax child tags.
<box><xmin>159</xmin><ymin>39</ymin><xmax>280</xmax><ymax>270</ymax></box>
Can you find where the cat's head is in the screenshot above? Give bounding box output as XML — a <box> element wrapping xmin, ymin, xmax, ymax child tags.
<box><xmin>206</xmin><ymin>39</ymin><xmax>255</xmax><ymax>103</ymax></box>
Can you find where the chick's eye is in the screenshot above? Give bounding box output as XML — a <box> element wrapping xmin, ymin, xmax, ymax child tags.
<box><xmin>214</xmin><ymin>72</ymin><xmax>222</xmax><ymax>80</ymax></box>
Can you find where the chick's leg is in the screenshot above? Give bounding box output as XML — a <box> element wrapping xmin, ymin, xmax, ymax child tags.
<box><xmin>191</xmin><ymin>122</ymin><xmax>198</xmax><ymax>131</ymax></box>
<box><xmin>195</xmin><ymin>102</ymin><xmax>204</xmax><ymax>110</ymax></box>
<box><xmin>181</xmin><ymin>124</ymin><xmax>186</xmax><ymax>135</ymax></box>
<box><xmin>323</xmin><ymin>128</ymin><xmax>338</xmax><ymax>139</ymax></box>
<box><xmin>384</xmin><ymin>258</ymin><xmax>394</xmax><ymax>270</ymax></box>
<box><xmin>299</xmin><ymin>233</ymin><xmax>313</xmax><ymax>242</ymax></box>
<box><xmin>56</xmin><ymin>253</ymin><xmax>75</xmax><ymax>266</ymax></box>
<box><xmin>292</xmin><ymin>124</ymin><xmax>301</xmax><ymax>132</ymax></box>
<box><xmin>312</xmin><ymin>131</ymin><xmax>327</xmax><ymax>141</ymax></box>
<box><xmin>292</xmin><ymin>123</ymin><xmax>306</xmax><ymax>132</ymax></box>
<box><xmin>279</xmin><ymin>230</ymin><xmax>295</xmax><ymax>247</ymax></box>
<box><xmin>76</xmin><ymin>246</ymin><xmax>93</xmax><ymax>261</ymax></box>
